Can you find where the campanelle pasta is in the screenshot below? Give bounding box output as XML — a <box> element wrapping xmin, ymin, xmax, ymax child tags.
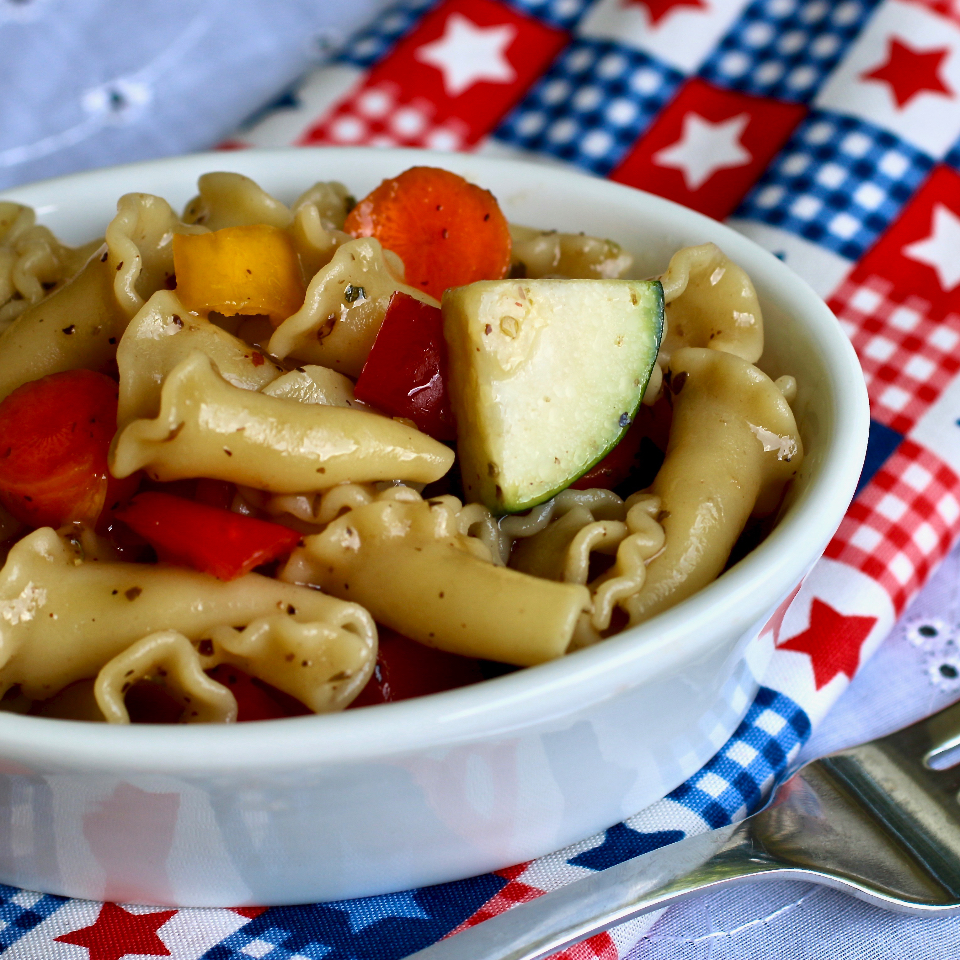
<box><xmin>268</xmin><ymin>237</ymin><xmax>439</xmax><ymax>376</ymax></box>
<box><xmin>0</xmin><ymin>168</ymin><xmax>804</xmax><ymax>723</ymax></box>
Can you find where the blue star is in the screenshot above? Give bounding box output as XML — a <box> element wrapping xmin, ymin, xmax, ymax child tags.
<box><xmin>330</xmin><ymin>891</ymin><xmax>431</xmax><ymax>933</ymax></box>
<box><xmin>569</xmin><ymin>823</ymin><xmax>684</xmax><ymax>871</ymax></box>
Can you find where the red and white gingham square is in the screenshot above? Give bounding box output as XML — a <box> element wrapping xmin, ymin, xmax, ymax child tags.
<box><xmin>828</xmin><ymin>273</ymin><xmax>960</xmax><ymax>435</ymax></box>
<box><xmin>825</xmin><ymin>439</ymin><xmax>960</xmax><ymax>615</ymax></box>
<box><xmin>300</xmin><ymin>81</ymin><xmax>471</xmax><ymax>151</ymax></box>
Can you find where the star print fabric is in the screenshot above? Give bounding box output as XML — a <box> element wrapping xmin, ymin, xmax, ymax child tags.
<box><xmin>4</xmin><ymin>0</ymin><xmax>960</xmax><ymax>957</ymax></box>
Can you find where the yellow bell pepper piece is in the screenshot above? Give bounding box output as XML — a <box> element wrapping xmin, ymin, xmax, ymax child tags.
<box><xmin>173</xmin><ymin>225</ymin><xmax>306</xmax><ymax>325</ymax></box>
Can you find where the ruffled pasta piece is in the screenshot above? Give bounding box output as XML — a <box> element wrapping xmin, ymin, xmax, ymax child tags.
<box><xmin>0</xmin><ymin>202</ymin><xmax>102</xmax><ymax>333</ymax></box>
<box><xmin>205</xmin><ymin>614</ymin><xmax>374</xmax><ymax>711</ymax></box>
<box><xmin>658</xmin><ymin>244</ymin><xmax>763</xmax><ymax>365</ymax></box>
<box><xmin>509</xmin><ymin>225</ymin><xmax>633</xmax><ymax>279</ymax></box>
<box><xmin>182</xmin><ymin>172</ymin><xmax>293</xmax><ymax>231</ymax></box>
<box><xmin>589</xmin><ymin>494</ymin><xmax>665</xmax><ymax>631</ymax></box>
<box><xmin>0</xmin><ymin>526</ymin><xmax>375</xmax><ymax>702</ymax></box>
<box><xmin>94</xmin><ymin>631</ymin><xmax>238</xmax><ymax>724</ymax></box>
<box><xmin>625</xmin><ymin>347</ymin><xmax>802</xmax><ymax>625</ymax></box>
<box><xmin>289</xmin><ymin>181</ymin><xmax>353</xmax><ymax>278</ymax></box>
<box><xmin>510</xmin><ymin>505</ymin><xmax>625</xmax><ymax>583</ymax></box>
<box><xmin>94</xmin><ymin>610</ymin><xmax>376</xmax><ymax>724</ymax></box>
<box><xmin>283</xmin><ymin>495</ymin><xmax>590</xmax><ymax>666</ymax></box>
<box><xmin>255</xmin><ymin>482</ymin><xmax>506</xmax><ymax>568</ymax></box>
<box><xmin>110</xmin><ymin>352</ymin><xmax>454</xmax><ymax>490</ymax></box>
<box><xmin>507</xmin><ymin>489</ymin><xmax>665</xmax><ymax>637</ymax></box>
<box><xmin>106</xmin><ymin>193</ymin><xmax>207</xmax><ymax>320</ymax></box>
<box><xmin>0</xmin><ymin>252</ymin><xmax>128</xmax><ymax>403</ymax></box>
<box><xmin>268</xmin><ymin>237</ymin><xmax>439</xmax><ymax>377</ymax></box>
<box><xmin>293</xmin><ymin>181</ymin><xmax>353</xmax><ymax>230</ymax></box>
<box><xmin>116</xmin><ymin>289</ymin><xmax>285</xmax><ymax>428</ymax></box>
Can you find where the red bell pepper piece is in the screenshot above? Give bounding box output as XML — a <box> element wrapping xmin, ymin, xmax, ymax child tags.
<box><xmin>0</xmin><ymin>369</ymin><xmax>139</xmax><ymax>529</ymax></box>
<box><xmin>114</xmin><ymin>491</ymin><xmax>300</xmax><ymax>581</ymax></box>
<box><xmin>354</xmin><ymin>292</ymin><xmax>456</xmax><ymax>441</ymax></box>
<box><xmin>571</xmin><ymin>398</ymin><xmax>672</xmax><ymax>491</ymax></box>
<box><xmin>205</xmin><ymin>664</ymin><xmax>311</xmax><ymax>721</ymax></box>
<box><xmin>349</xmin><ymin>626</ymin><xmax>486</xmax><ymax>707</ymax></box>
<box><xmin>571</xmin><ymin>419</ymin><xmax>644</xmax><ymax>490</ymax></box>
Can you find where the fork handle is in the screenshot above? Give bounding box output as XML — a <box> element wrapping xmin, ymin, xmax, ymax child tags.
<box><xmin>406</xmin><ymin>823</ymin><xmax>792</xmax><ymax>960</ymax></box>
<box><xmin>408</xmin><ymin>754</ymin><xmax>960</xmax><ymax>960</ymax></box>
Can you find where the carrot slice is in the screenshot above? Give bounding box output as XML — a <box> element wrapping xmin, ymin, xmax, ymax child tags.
<box><xmin>0</xmin><ymin>369</ymin><xmax>125</xmax><ymax>529</ymax></box>
<box><xmin>343</xmin><ymin>166</ymin><xmax>512</xmax><ymax>300</ymax></box>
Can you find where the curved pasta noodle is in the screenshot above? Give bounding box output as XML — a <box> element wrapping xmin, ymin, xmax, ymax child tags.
<box><xmin>293</xmin><ymin>181</ymin><xmax>353</xmax><ymax>230</ymax></box>
<box><xmin>94</xmin><ymin>611</ymin><xmax>376</xmax><ymax>724</ymax></box>
<box><xmin>251</xmin><ymin>480</ymin><xmax>423</xmax><ymax>533</ymax></box>
<box><xmin>624</xmin><ymin>347</ymin><xmax>802</xmax><ymax>625</ymax></box>
<box><xmin>288</xmin><ymin>181</ymin><xmax>353</xmax><ymax>278</ymax></box>
<box><xmin>658</xmin><ymin>244</ymin><xmax>763</xmax><ymax>364</ymax></box>
<box><xmin>261</xmin><ymin>364</ymin><xmax>364</xmax><ymax>409</ymax></box>
<box><xmin>268</xmin><ymin>237</ymin><xmax>439</xmax><ymax>377</ymax></box>
<box><xmin>182</xmin><ymin>175</ymin><xmax>354</xmax><ymax>279</ymax></box>
<box><xmin>106</xmin><ymin>193</ymin><xmax>207</xmax><ymax>320</ymax></box>
<box><xmin>110</xmin><ymin>352</ymin><xmax>455</xmax><ymax>490</ymax></box>
<box><xmin>95</xmin><ymin>631</ymin><xmax>239</xmax><ymax>724</ymax></box>
<box><xmin>588</xmin><ymin>494</ymin><xmax>665</xmax><ymax>631</ymax></box>
<box><xmin>0</xmin><ymin>526</ymin><xmax>375</xmax><ymax>702</ymax></box>
<box><xmin>510</xmin><ymin>225</ymin><xmax>633</xmax><ymax>280</ymax></box>
<box><xmin>282</xmin><ymin>496</ymin><xmax>590</xmax><ymax>666</ymax></box>
<box><xmin>182</xmin><ymin>172</ymin><xmax>293</xmax><ymax>231</ymax></box>
<box><xmin>0</xmin><ymin>253</ymin><xmax>128</xmax><ymax>403</ymax></box>
<box><xmin>116</xmin><ymin>290</ymin><xmax>285</xmax><ymax>428</ymax></box>
<box><xmin>511</xmin><ymin>504</ymin><xmax>625</xmax><ymax>584</ymax></box>
<box><xmin>0</xmin><ymin>202</ymin><xmax>100</xmax><ymax>330</ymax></box>
<box><xmin>509</xmin><ymin>490</ymin><xmax>665</xmax><ymax>636</ymax></box>
<box><xmin>255</xmin><ymin>482</ymin><xmax>506</xmax><ymax>565</ymax></box>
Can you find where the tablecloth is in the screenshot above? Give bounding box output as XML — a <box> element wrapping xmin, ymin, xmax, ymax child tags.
<box><xmin>5</xmin><ymin>0</ymin><xmax>960</xmax><ymax>957</ymax></box>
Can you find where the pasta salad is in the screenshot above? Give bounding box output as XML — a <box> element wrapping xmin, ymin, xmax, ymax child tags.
<box><xmin>0</xmin><ymin>166</ymin><xmax>802</xmax><ymax>724</ymax></box>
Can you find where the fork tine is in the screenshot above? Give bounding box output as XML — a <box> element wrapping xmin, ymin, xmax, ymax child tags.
<box><xmin>772</xmin><ymin>696</ymin><xmax>960</xmax><ymax>906</ymax></box>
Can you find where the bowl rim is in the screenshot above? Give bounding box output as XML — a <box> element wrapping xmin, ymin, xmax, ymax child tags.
<box><xmin>0</xmin><ymin>147</ymin><xmax>870</xmax><ymax>772</ymax></box>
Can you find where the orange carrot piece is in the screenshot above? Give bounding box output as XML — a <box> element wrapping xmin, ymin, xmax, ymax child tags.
<box><xmin>343</xmin><ymin>166</ymin><xmax>512</xmax><ymax>300</ymax></box>
<box><xmin>0</xmin><ymin>369</ymin><xmax>125</xmax><ymax>529</ymax></box>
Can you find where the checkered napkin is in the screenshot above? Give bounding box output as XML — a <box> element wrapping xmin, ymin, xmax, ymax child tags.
<box><xmin>9</xmin><ymin>0</ymin><xmax>960</xmax><ymax>957</ymax></box>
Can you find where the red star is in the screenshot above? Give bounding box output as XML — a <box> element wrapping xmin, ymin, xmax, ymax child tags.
<box><xmin>55</xmin><ymin>903</ymin><xmax>175</xmax><ymax>960</ymax></box>
<box><xmin>622</xmin><ymin>0</ymin><xmax>708</xmax><ymax>26</ymax></box>
<box><xmin>861</xmin><ymin>37</ymin><xmax>952</xmax><ymax>109</ymax></box>
<box><xmin>778</xmin><ymin>598</ymin><xmax>877</xmax><ymax>690</ymax></box>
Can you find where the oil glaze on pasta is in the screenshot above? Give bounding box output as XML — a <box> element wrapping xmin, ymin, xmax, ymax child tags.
<box><xmin>0</xmin><ymin>167</ymin><xmax>802</xmax><ymax>724</ymax></box>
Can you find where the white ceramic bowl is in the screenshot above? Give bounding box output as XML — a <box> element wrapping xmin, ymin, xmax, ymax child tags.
<box><xmin>0</xmin><ymin>148</ymin><xmax>868</xmax><ymax>906</ymax></box>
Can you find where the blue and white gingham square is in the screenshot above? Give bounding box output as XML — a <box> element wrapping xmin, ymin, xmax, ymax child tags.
<box><xmin>493</xmin><ymin>38</ymin><xmax>684</xmax><ymax>175</ymax></box>
<box><xmin>941</xmin><ymin>132</ymin><xmax>960</xmax><ymax>178</ymax></box>
<box><xmin>0</xmin><ymin>885</ymin><xmax>65</xmax><ymax>950</ymax></box>
<box><xmin>502</xmin><ymin>0</ymin><xmax>597</xmax><ymax>31</ymax></box>
<box><xmin>666</xmin><ymin>687</ymin><xmax>811</xmax><ymax>828</ymax></box>
<box><xmin>336</xmin><ymin>0</ymin><xmax>438</xmax><ymax>68</ymax></box>
<box><xmin>736</xmin><ymin>111</ymin><xmax>934</xmax><ymax>261</ymax></box>
<box><xmin>207</xmin><ymin>926</ymin><xmax>303</xmax><ymax>960</ymax></box>
<box><xmin>700</xmin><ymin>0</ymin><xmax>880</xmax><ymax>104</ymax></box>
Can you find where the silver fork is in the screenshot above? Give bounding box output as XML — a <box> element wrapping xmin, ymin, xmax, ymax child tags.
<box><xmin>409</xmin><ymin>698</ymin><xmax>960</xmax><ymax>960</ymax></box>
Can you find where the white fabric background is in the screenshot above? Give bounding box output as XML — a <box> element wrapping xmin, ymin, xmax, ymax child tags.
<box><xmin>0</xmin><ymin>0</ymin><xmax>382</xmax><ymax>190</ymax></box>
<box><xmin>4</xmin><ymin>1</ymin><xmax>960</xmax><ymax>955</ymax></box>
